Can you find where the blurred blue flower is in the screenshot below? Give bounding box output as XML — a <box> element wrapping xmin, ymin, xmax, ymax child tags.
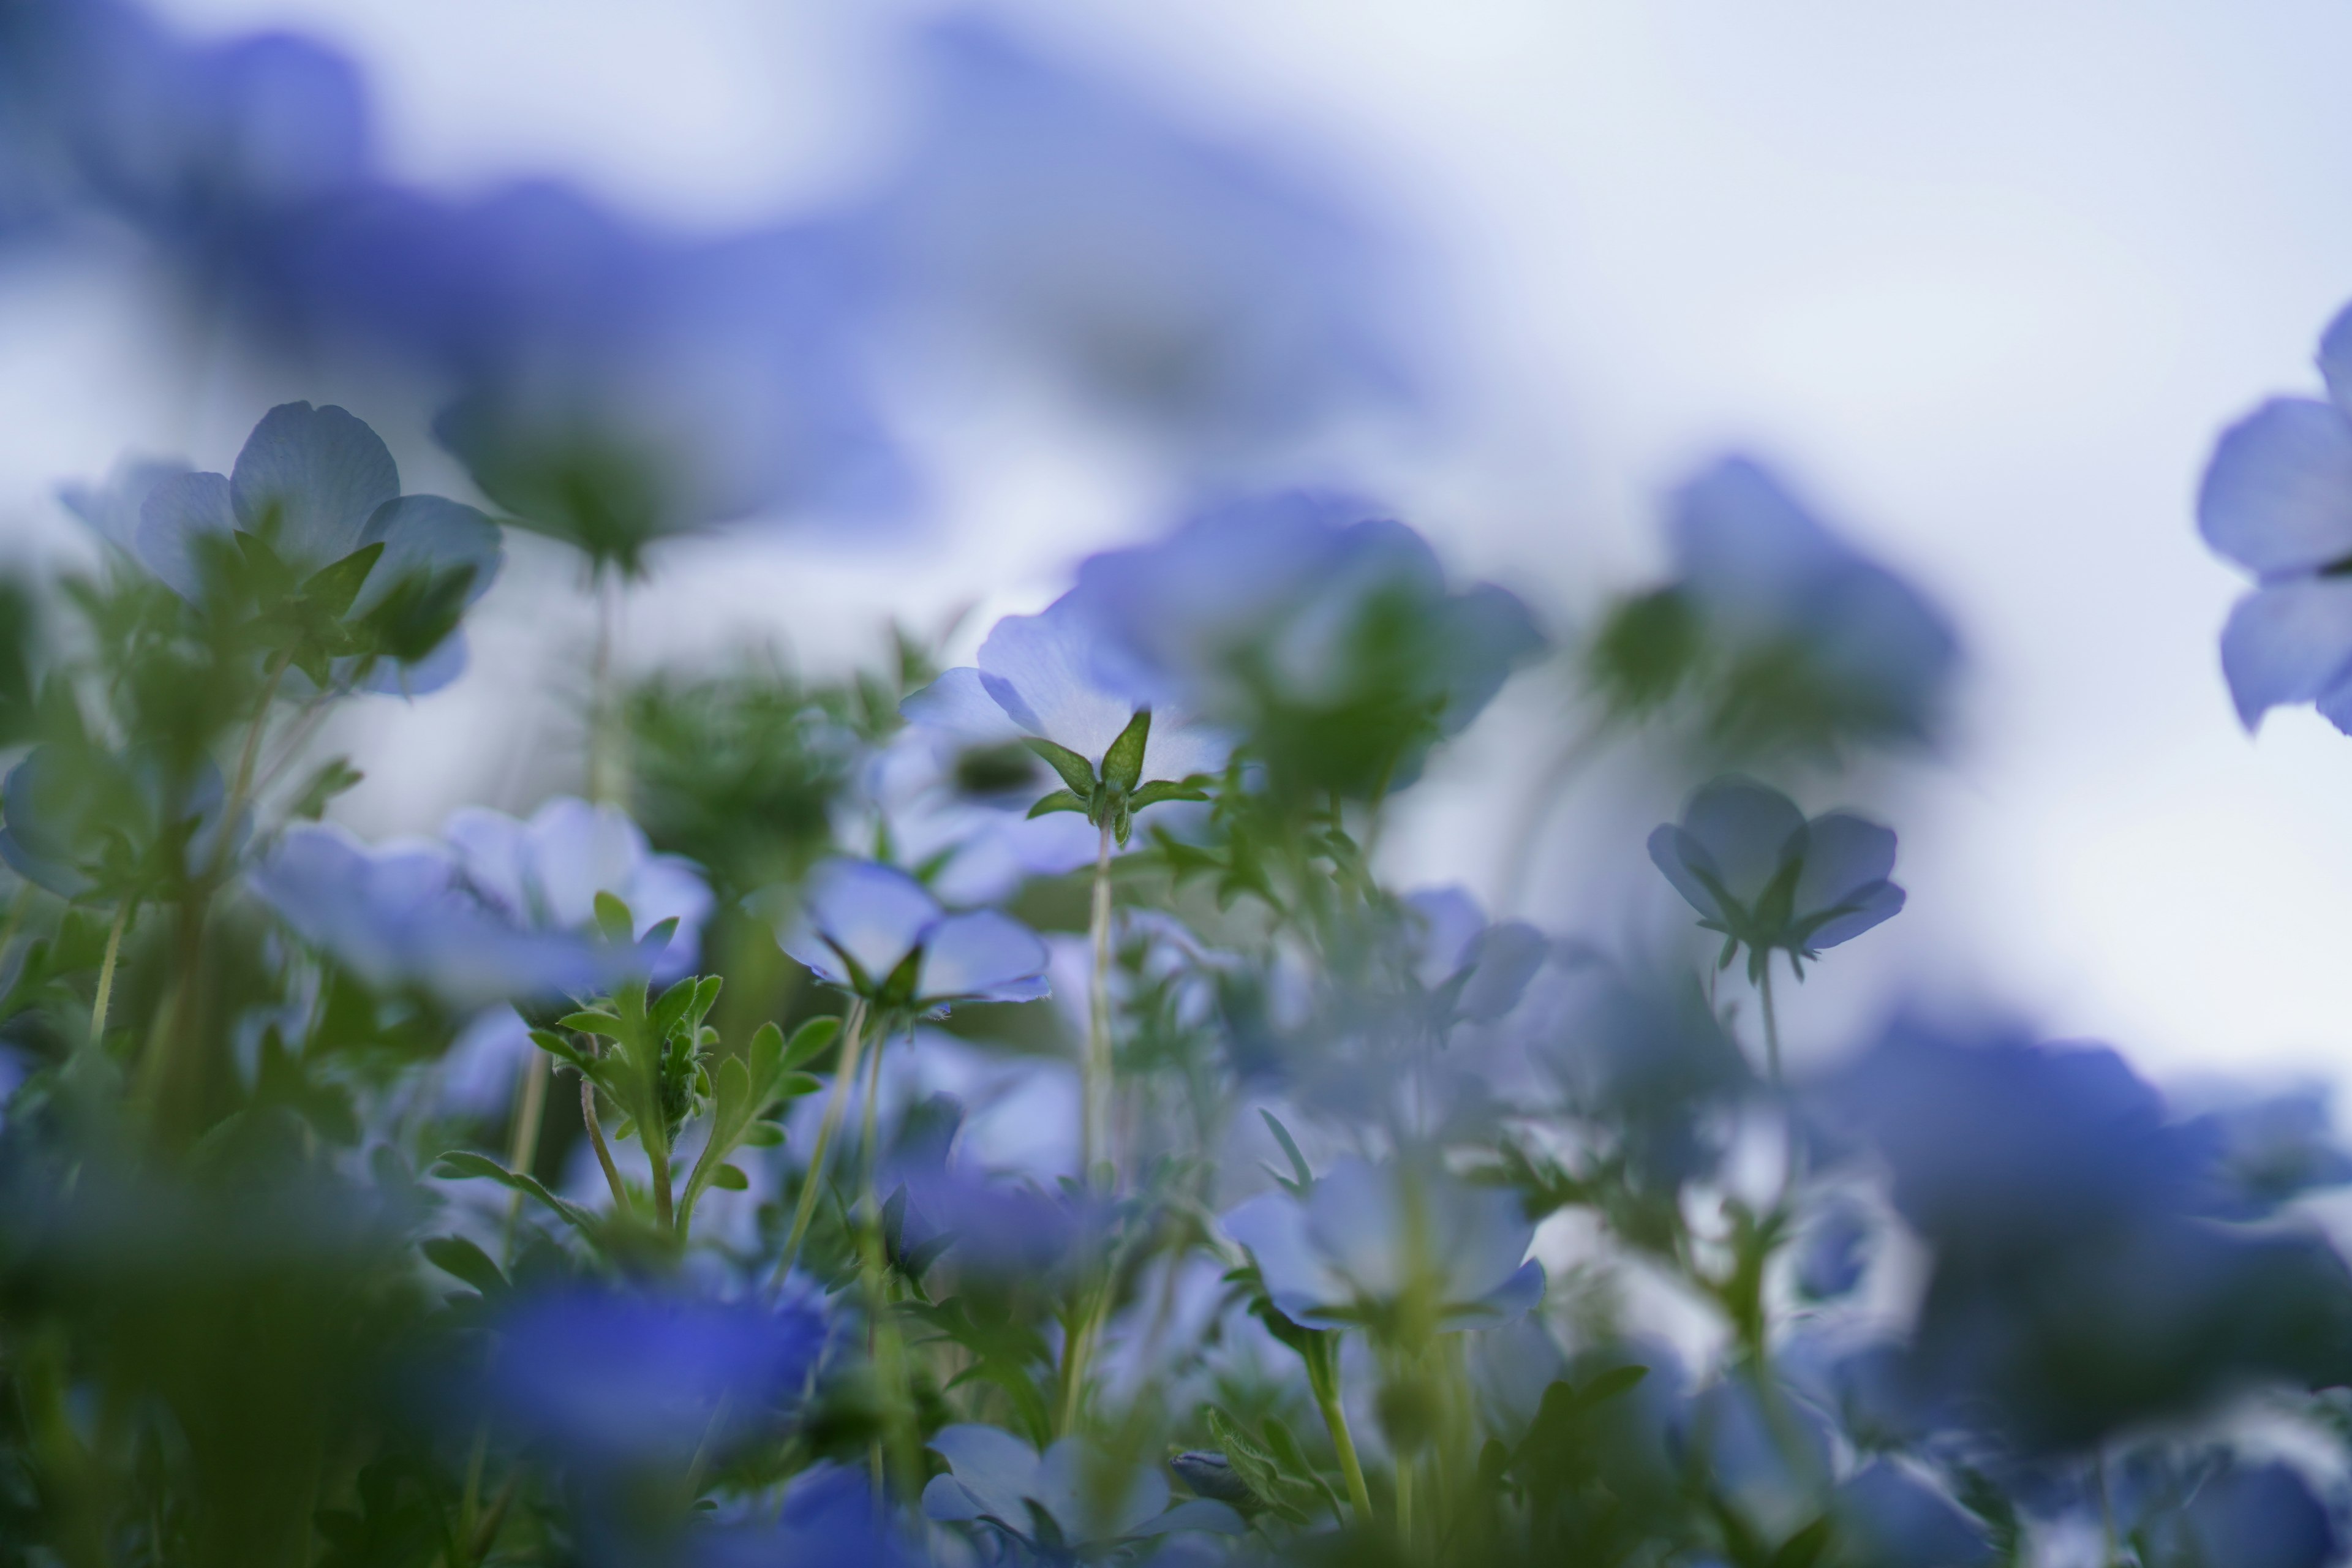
<box><xmin>772</xmin><ymin>858</ymin><xmax>1050</xmax><ymax>1011</ymax></box>
<box><xmin>1665</xmin><ymin>458</ymin><xmax>1959</xmax><ymax>748</ymax></box>
<box><xmin>1794</xmin><ymin>1199</ymin><xmax>1872</xmax><ymax>1302</ymax></box>
<box><xmin>696</xmin><ymin>1466</ymin><xmax>919</xmax><ymax>1568</ymax></box>
<box><xmin>477</xmin><ymin>1287</ymin><xmax>826</xmax><ymax>1473</ymax></box>
<box><xmin>2138</xmin><ymin>1459</ymin><xmax>2337</xmax><ymax>1568</ymax></box>
<box><xmin>1678</xmin><ymin>1373</ymin><xmax>1833</xmax><ymax>1546</ymax></box>
<box><xmin>251</xmin><ymin>805</ymin><xmax>698</xmax><ymax>1011</ymax></box>
<box><xmin>858</xmin><ymin>732</ymin><xmax>1099</xmax><ymax>905</ymax></box>
<box><xmin>1823</xmin><ymin>1017</ymin><xmax>2352</xmax><ymax>1449</ymax></box>
<box><xmin>1825</xmin><ymin>1461</ymin><xmax>1994</xmax><ymax>1568</ymax></box>
<box><xmin>1649</xmin><ymin>776</ymin><xmax>1903</xmax><ymax>981</ymax></box>
<box><xmin>91</xmin><ymin>401</ymin><xmax>501</xmax><ymax>695</ymax></box>
<box><xmin>2181</xmin><ymin>1088</ymin><xmax>2352</xmax><ymax>1218</ymax></box>
<box><xmin>1072</xmin><ymin>492</ymin><xmax>1542</xmax><ymax>797</ymax></box>
<box><xmin>921</xmin><ymin>1423</ymin><xmax>1243</xmax><ymax>1553</ymax></box>
<box><xmin>1221</xmin><ymin>1156</ymin><xmax>1544</xmax><ymax>1332</ymax></box>
<box><xmin>1401</xmin><ymin>886</ymin><xmax>1546</xmax><ymax>1028</ymax></box>
<box><xmin>2196</xmin><ymin>363</ymin><xmax>2352</xmax><ymax>730</ymax></box>
<box><xmin>443</xmin><ymin>797</ymin><xmax>713</xmax><ymax>985</ymax></box>
<box><xmin>903</xmin><ymin>589</ymin><xmax>1232</xmax><ymax>842</ymax></box>
<box><xmin>856</xmin><ymin>18</ymin><xmax>1416</xmax><ymax>462</ymax></box>
<box><xmin>0</xmin><ymin>742</ymin><xmax>242</xmax><ymax>902</ymax></box>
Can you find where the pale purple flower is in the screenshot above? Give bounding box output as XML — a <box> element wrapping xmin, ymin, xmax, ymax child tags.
<box><xmin>773</xmin><ymin>858</ymin><xmax>1050</xmax><ymax>1011</ymax></box>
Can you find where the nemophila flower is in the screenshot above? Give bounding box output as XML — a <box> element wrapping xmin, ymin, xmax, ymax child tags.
<box><xmin>1825</xmin><ymin>1461</ymin><xmax>1995</xmax><ymax>1568</ymax></box>
<box><xmin>922</xmin><ymin>1423</ymin><xmax>1243</xmax><ymax>1553</ymax></box>
<box><xmin>1821</xmin><ymin>1017</ymin><xmax>2352</xmax><ymax>1449</ymax></box>
<box><xmin>472</xmin><ymin>1288</ymin><xmax>826</xmax><ymax>1473</ymax></box>
<box><xmin>0</xmin><ymin>742</ymin><xmax>242</xmax><ymax>902</ymax></box>
<box><xmin>859</xmin><ymin>734</ymin><xmax>1096</xmax><ymax>904</ymax></box>
<box><xmin>1793</xmin><ymin>1199</ymin><xmax>1872</xmax><ymax>1302</ymax></box>
<box><xmin>772</xmin><ymin>858</ymin><xmax>1050</xmax><ymax>1012</ymax></box>
<box><xmin>106</xmin><ymin>402</ymin><xmax>501</xmax><ymax>695</ymax></box>
<box><xmin>1640</xmin><ymin>457</ymin><xmax>1960</xmax><ymax>749</ymax></box>
<box><xmin>857</xmin><ymin>18</ymin><xmax>1415</xmax><ymax>461</ymax></box>
<box><xmin>1649</xmin><ymin>776</ymin><xmax>1903</xmax><ymax>982</ymax></box>
<box><xmin>903</xmin><ymin>590</ymin><xmax>1230</xmax><ymax>848</ymax></box>
<box><xmin>2181</xmin><ymin>1088</ymin><xmax>2352</xmax><ymax>1218</ymax></box>
<box><xmin>2138</xmin><ymin>1459</ymin><xmax>2337</xmax><ymax>1568</ymax></box>
<box><xmin>696</xmin><ymin>1467</ymin><xmax>918</xmax><ymax>1568</ymax></box>
<box><xmin>1221</xmin><ymin>1157</ymin><xmax>1544</xmax><ymax>1332</ymax></box>
<box><xmin>251</xmin><ymin>820</ymin><xmax>682</xmax><ymax>1012</ymax></box>
<box><xmin>1679</xmin><ymin>1373</ymin><xmax>1833</xmax><ymax>1545</ymax></box>
<box><xmin>1401</xmin><ymin>887</ymin><xmax>1547</xmax><ymax>1030</ymax></box>
<box><xmin>442</xmin><ymin>797</ymin><xmax>712</xmax><ymax>986</ymax></box>
<box><xmin>1073</xmin><ymin>492</ymin><xmax>1543</xmax><ymax>798</ymax></box>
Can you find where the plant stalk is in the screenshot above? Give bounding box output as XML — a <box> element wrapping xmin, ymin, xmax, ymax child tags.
<box><xmin>1082</xmin><ymin>820</ymin><xmax>1114</xmax><ymax>1179</ymax></box>
<box><xmin>89</xmin><ymin>900</ymin><xmax>129</xmax><ymax>1053</ymax></box>
<box><xmin>771</xmin><ymin>998</ymin><xmax>869</xmax><ymax>1288</ymax></box>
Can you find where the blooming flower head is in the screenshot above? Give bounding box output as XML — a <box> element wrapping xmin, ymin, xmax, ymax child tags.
<box><xmin>921</xmin><ymin>1423</ymin><xmax>1242</xmax><ymax>1553</ymax></box>
<box><xmin>76</xmin><ymin>401</ymin><xmax>502</xmax><ymax>695</ymax></box>
<box><xmin>2195</xmin><ymin>324</ymin><xmax>2352</xmax><ymax>731</ymax></box>
<box><xmin>1400</xmin><ymin>886</ymin><xmax>1547</xmax><ymax>1029</ymax></box>
<box><xmin>1221</xmin><ymin>1156</ymin><xmax>1544</xmax><ymax>1335</ymax></box>
<box><xmin>251</xmin><ymin>801</ymin><xmax>702</xmax><ymax>1012</ymax></box>
<box><xmin>2137</xmin><ymin>1459</ymin><xmax>2337</xmax><ymax>1568</ymax></box>
<box><xmin>1072</xmin><ymin>492</ymin><xmax>1543</xmax><ymax>799</ymax></box>
<box><xmin>771</xmin><ymin>858</ymin><xmax>1050</xmax><ymax>1014</ymax></box>
<box><xmin>0</xmin><ymin>741</ymin><xmax>242</xmax><ymax>902</ymax></box>
<box><xmin>856</xmin><ymin>731</ymin><xmax>1099</xmax><ymax>905</ymax></box>
<box><xmin>902</xmin><ymin>589</ymin><xmax>1230</xmax><ymax>846</ymax></box>
<box><xmin>1606</xmin><ymin>457</ymin><xmax>1958</xmax><ymax>752</ymax></box>
<box><xmin>1648</xmin><ymin>776</ymin><xmax>1904</xmax><ymax>982</ymax></box>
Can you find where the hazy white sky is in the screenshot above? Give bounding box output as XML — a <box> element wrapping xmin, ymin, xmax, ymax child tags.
<box><xmin>32</xmin><ymin>0</ymin><xmax>2352</xmax><ymax>1094</ymax></box>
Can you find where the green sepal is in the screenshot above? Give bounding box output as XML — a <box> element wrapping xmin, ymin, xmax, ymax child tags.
<box><xmin>592</xmin><ymin>891</ymin><xmax>635</xmax><ymax>943</ymax></box>
<box><xmin>709</xmin><ymin>1165</ymin><xmax>749</xmax><ymax>1191</ymax></box>
<box><xmin>421</xmin><ymin>1235</ymin><xmax>508</xmax><ymax>1297</ymax></box>
<box><xmin>1026</xmin><ymin>789</ymin><xmax>1088</xmax><ymax>820</ymax></box>
<box><xmin>300</xmin><ymin>541</ymin><xmax>386</xmax><ymax>620</ymax></box>
<box><xmin>1024</xmin><ymin>736</ymin><xmax>1097</xmax><ymax>797</ymax></box>
<box><xmin>1130</xmin><ymin>777</ymin><xmax>1211</xmax><ymax>810</ymax></box>
<box><xmin>1101</xmin><ymin>708</ymin><xmax>1151</xmax><ymax>795</ymax></box>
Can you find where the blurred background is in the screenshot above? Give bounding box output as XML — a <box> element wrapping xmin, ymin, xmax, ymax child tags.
<box><xmin>7</xmin><ymin>0</ymin><xmax>2352</xmax><ymax>1095</ymax></box>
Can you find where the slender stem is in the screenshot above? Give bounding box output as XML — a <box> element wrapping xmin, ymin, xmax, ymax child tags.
<box><xmin>498</xmin><ymin>1052</ymin><xmax>551</xmax><ymax>1259</ymax></box>
<box><xmin>1394</xmin><ymin>1452</ymin><xmax>1415</xmax><ymax>1544</ymax></box>
<box><xmin>225</xmin><ymin>652</ymin><xmax>290</xmax><ymax>840</ymax></box>
<box><xmin>1057</xmin><ymin>1289</ymin><xmax>1106</xmax><ymax>1437</ymax></box>
<box><xmin>651</xmin><ymin>1134</ymin><xmax>675</xmax><ymax>1231</ymax></box>
<box><xmin>588</xmin><ymin>567</ymin><xmax>624</xmax><ymax>807</ymax></box>
<box><xmin>580</xmin><ymin>1071</ymin><xmax>628</xmax><ymax>1216</ymax></box>
<box><xmin>1758</xmin><ymin>955</ymin><xmax>1782</xmax><ymax>1087</ymax></box>
<box><xmin>88</xmin><ymin>901</ymin><xmax>129</xmax><ymax>1053</ymax></box>
<box><xmin>1082</xmin><ymin>820</ymin><xmax>1114</xmax><ymax>1180</ymax></box>
<box><xmin>1309</xmin><ymin>1346</ymin><xmax>1374</xmax><ymax>1523</ymax></box>
<box><xmin>771</xmin><ymin>1000</ymin><xmax>869</xmax><ymax>1289</ymax></box>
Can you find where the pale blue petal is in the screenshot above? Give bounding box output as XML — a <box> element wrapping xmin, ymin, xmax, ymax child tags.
<box><xmin>137</xmin><ymin>470</ymin><xmax>237</xmax><ymax>601</ymax></box>
<box><xmin>1137</xmin><ymin>711</ymin><xmax>1234</xmax><ymax>782</ymax></box>
<box><xmin>353</xmin><ymin>494</ymin><xmax>503</xmax><ymax>616</ymax></box>
<box><xmin>2218</xmin><ymin>578</ymin><xmax>2352</xmax><ymax>729</ymax></box>
<box><xmin>901</xmin><ymin>666</ymin><xmax>1026</xmax><ymax>747</ymax></box>
<box><xmin>1431</xmin><ymin>1178</ymin><xmax>1538</xmax><ymax>1306</ymax></box>
<box><xmin>2197</xmin><ymin>398</ymin><xmax>2352</xmax><ymax>578</ymax></box>
<box><xmin>1037</xmin><ymin>1438</ymin><xmax>1167</xmax><ymax>1542</ymax></box>
<box><xmin>351</xmin><ymin>628</ymin><xmax>470</xmax><ymax>697</ymax></box>
<box><xmin>1669</xmin><ymin>457</ymin><xmax>1850</xmax><ymax>633</ymax></box>
<box><xmin>1678</xmin><ymin>777</ymin><xmax>1806</xmax><ymax>905</ymax></box>
<box><xmin>927</xmin><ymin>1424</ymin><xmax>1040</xmax><ymax>1525</ymax></box>
<box><xmin>919</xmin><ymin>1475</ymin><xmax>992</xmax><ymax>1525</ymax></box>
<box><xmin>1446</xmin><ymin>1259</ymin><xmax>1546</xmax><ymax>1327</ymax></box>
<box><xmin>1303</xmin><ymin>1158</ymin><xmax>1409</xmax><ymax>1298</ymax></box>
<box><xmin>1792</xmin><ymin>812</ymin><xmax>1898</xmax><ymax>918</ymax></box>
<box><xmin>1405</xmin><ymin>887</ymin><xmax>1487</xmax><ymax>984</ymax></box>
<box><xmin>442</xmin><ymin>807</ymin><xmax>532</xmax><ymax>921</ymax></box>
<box><xmin>229</xmin><ymin>402</ymin><xmax>400</xmax><ymax>570</ymax></box>
<box><xmin>798</xmin><ymin>859</ymin><xmax>940</xmax><ymax>986</ymax></box>
<box><xmin>979</xmin><ymin>595</ymin><xmax>1139</xmax><ymax>761</ymax></box>
<box><xmin>61</xmin><ymin>458</ymin><xmax>190</xmax><ymax>557</ymax></box>
<box><xmin>916</xmin><ymin>909</ymin><xmax>1050</xmax><ymax>1004</ymax></box>
<box><xmin>1458</xmin><ymin>921</ymin><xmax>1547</xmax><ymax>1022</ymax></box>
<box><xmin>1807</xmin><ymin>880</ymin><xmax>1904</xmax><ymax>949</ymax></box>
<box><xmin>1220</xmin><ymin>1188</ymin><xmax>1337</xmax><ymax>1315</ymax></box>
<box><xmin>1648</xmin><ymin>824</ymin><xmax>1729</xmax><ymax>924</ymax></box>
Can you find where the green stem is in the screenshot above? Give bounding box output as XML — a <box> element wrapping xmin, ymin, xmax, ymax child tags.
<box><xmin>580</xmin><ymin>1069</ymin><xmax>628</xmax><ymax>1217</ymax></box>
<box><xmin>1758</xmin><ymin>955</ymin><xmax>1782</xmax><ymax>1087</ymax></box>
<box><xmin>771</xmin><ymin>999</ymin><xmax>869</xmax><ymax>1289</ymax></box>
<box><xmin>1082</xmin><ymin>820</ymin><xmax>1114</xmax><ymax>1181</ymax></box>
<box><xmin>1308</xmin><ymin>1342</ymin><xmax>1374</xmax><ymax>1523</ymax></box>
<box><xmin>498</xmin><ymin>1051</ymin><xmax>551</xmax><ymax>1261</ymax></box>
<box><xmin>1394</xmin><ymin>1451</ymin><xmax>1415</xmax><ymax>1545</ymax></box>
<box><xmin>88</xmin><ymin>900</ymin><xmax>129</xmax><ymax>1053</ymax></box>
<box><xmin>588</xmin><ymin>567</ymin><xmax>624</xmax><ymax>807</ymax></box>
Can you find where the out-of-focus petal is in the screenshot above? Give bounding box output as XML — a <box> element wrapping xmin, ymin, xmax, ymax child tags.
<box><xmin>2218</xmin><ymin>578</ymin><xmax>2352</xmax><ymax>729</ymax></box>
<box><xmin>979</xmin><ymin>596</ymin><xmax>1139</xmax><ymax>761</ymax></box>
<box><xmin>1678</xmin><ymin>777</ymin><xmax>1806</xmax><ymax>904</ymax></box>
<box><xmin>136</xmin><ymin>469</ymin><xmax>237</xmax><ymax>600</ymax></box>
<box><xmin>228</xmin><ymin>401</ymin><xmax>400</xmax><ymax>570</ymax></box>
<box><xmin>916</xmin><ymin>909</ymin><xmax>1050</xmax><ymax>1004</ymax></box>
<box><xmin>1806</xmin><ymin>880</ymin><xmax>1904</xmax><ymax>949</ymax></box>
<box><xmin>1648</xmin><ymin>824</ymin><xmax>1728</xmax><ymax>924</ymax></box>
<box><xmin>1219</xmin><ymin>1187</ymin><xmax>1335</xmax><ymax>1321</ymax></box>
<box><xmin>2197</xmin><ymin>398</ymin><xmax>2352</xmax><ymax>578</ymax></box>
<box><xmin>797</xmin><ymin>859</ymin><xmax>940</xmax><ymax>986</ymax></box>
<box><xmin>926</xmin><ymin>1424</ymin><xmax>1040</xmax><ymax>1526</ymax></box>
<box><xmin>1792</xmin><ymin>812</ymin><xmax>1898</xmax><ymax>916</ymax></box>
<box><xmin>901</xmin><ymin>666</ymin><xmax>1026</xmax><ymax>747</ymax></box>
<box><xmin>1035</xmin><ymin>1438</ymin><xmax>1167</xmax><ymax>1542</ymax></box>
<box><xmin>1451</xmin><ymin>1259</ymin><xmax>1546</xmax><ymax>1326</ymax></box>
<box><xmin>352</xmin><ymin>493</ymin><xmax>503</xmax><ymax>616</ymax></box>
<box><xmin>1303</xmin><ymin>1158</ymin><xmax>1409</xmax><ymax>1299</ymax></box>
<box><xmin>61</xmin><ymin>457</ymin><xmax>190</xmax><ymax>557</ymax></box>
<box><xmin>1458</xmin><ymin>922</ymin><xmax>1547</xmax><ymax>1022</ymax></box>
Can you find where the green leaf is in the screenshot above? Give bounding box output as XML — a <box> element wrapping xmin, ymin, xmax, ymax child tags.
<box><xmin>709</xmin><ymin>1165</ymin><xmax>748</xmax><ymax>1191</ymax></box>
<box><xmin>1766</xmin><ymin>1515</ymin><xmax>1833</xmax><ymax>1568</ymax></box>
<box><xmin>1025</xmin><ymin>789</ymin><xmax>1088</xmax><ymax>820</ymax></box>
<box><xmin>1131</xmin><ymin>777</ymin><xmax>1211</xmax><ymax>810</ymax></box>
<box><xmin>300</xmin><ymin>541</ymin><xmax>385</xmax><ymax>620</ymax></box>
<box><xmin>1570</xmin><ymin>1363</ymin><xmax>1648</xmax><ymax>1410</ymax></box>
<box><xmin>1101</xmin><ymin>708</ymin><xmax>1151</xmax><ymax>795</ymax></box>
<box><xmin>430</xmin><ymin>1152</ymin><xmax>600</xmax><ymax>1238</ymax></box>
<box><xmin>1203</xmin><ymin>1408</ymin><xmax>1282</xmax><ymax>1507</ymax></box>
<box><xmin>421</xmin><ymin>1235</ymin><xmax>508</xmax><ymax>1297</ymax></box>
<box><xmin>288</xmin><ymin>756</ymin><xmax>363</xmax><ymax>821</ymax></box>
<box><xmin>781</xmin><ymin>1016</ymin><xmax>840</xmax><ymax>1071</ymax></box>
<box><xmin>527</xmin><ymin>1028</ymin><xmax>593</xmax><ymax>1073</ymax></box>
<box><xmin>650</xmin><ymin>975</ymin><xmax>700</xmax><ymax>1038</ymax></box>
<box><xmin>592</xmin><ymin>891</ymin><xmax>634</xmax><ymax>943</ymax></box>
<box><xmin>1023</xmin><ymin>736</ymin><xmax>1097</xmax><ymax>797</ymax></box>
<box><xmin>559</xmin><ymin>1009</ymin><xmax>622</xmax><ymax>1038</ymax></box>
<box><xmin>741</xmin><ymin>1121</ymin><xmax>787</xmax><ymax>1148</ymax></box>
<box><xmin>1259</xmin><ymin>1109</ymin><xmax>1314</xmax><ymax>1194</ymax></box>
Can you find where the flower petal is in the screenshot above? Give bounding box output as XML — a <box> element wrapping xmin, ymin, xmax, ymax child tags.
<box><xmin>927</xmin><ymin>1424</ymin><xmax>1041</xmax><ymax>1525</ymax></box>
<box><xmin>230</xmin><ymin>402</ymin><xmax>400</xmax><ymax>571</ymax></box>
<box><xmin>353</xmin><ymin>494</ymin><xmax>504</xmax><ymax>617</ymax></box>
<box><xmin>1036</xmin><ymin>1438</ymin><xmax>1167</xmax><ymax>1542</ymax></box>
<box><xmin>1648</xmin><ymin>824</ymin><xmax>1729</xmax><ymax>924</ymax></box>
<box><xmin>2197</xmin><ymin>398</ymin><xmax>2352</xmax><ymax>578</ymax></box>
<box><xmin>916</xmin><ymin>909</ymin><xmax>1050</xmax><ymax>1004</ymax></box>
<box><xmin>978</xmin><ymin>594</ymin><xmax>1139</xmax><ymax>761</ymax></box>
<box><xmin>796</xmin><ymin>859</ymin><xmax>941</xmax><ymax>987</ymax></box>
<box><xmin>1220</xmin><ymin>1186</ymin><xmax>1339</xmax><ymax>1318</ymax></box>
<box><xmin>1678</xmin><ymin>777</ymin><xmax>1806</xmax><ymax>906</ymax></box>
<box><xmin>1807</xmin><ymin>880</ymin><xmax>1904</xmax><ymax>949</ymax></box>
<box><xmin>135</xmin><ymin>470</ymin><xmax>238</xmax><ymax>601</ymax></box>
<box><xmin>61</xmin><ymin>458</ymin><xmax>191</xmax><ymax>557</ymax></box>
<box><xmin>1792</xmin><ymin>812</ymin><xmax>1898</xmax><ymax>920</ymax></box>
<box><xmin>2218</xmin><ymin>578</ymin><xmax>2352</xmax><ymax>729</ymax></box>
<box><xmin>901</xmin><ymin>666</ymin><xmax>1026</xmax><ymax>747</ymax></box>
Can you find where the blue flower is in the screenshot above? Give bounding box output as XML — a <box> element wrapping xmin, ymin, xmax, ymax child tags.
<box><xmin>1794</xmin><ymin>1199</ymin><xmax>1872</xmax><ymax>1302</ymax></box>
<box><xmin>1649</xmin><ymin>776</ymin><xmax>1904</xmax><ymax>981</ymax></box>
<box><xmin>2138</xmin><ymin>1460</ymin><xmax>2337</xmax><ymax>1568</ymax></box>
<box><xmin>2180</xmin><ymin>1087</ymin><xmax>2352</xmax><ymax>1218</ymax></box>
<box><xmin>902</xmin><ymin>589</ymin><xmax>1231</xmax><ymax>845</ymax></box>
<box><xmin>1825</xmin><ymin>1461</ymin><xmax>1994</xmax><ymax>1568</ymax></box>
<box><xmin>101</xmin><ymin>401</ymin><xmax>501</xmax><ymax>695</ymax></box>
<box><xmin>1678</xmin><ymin>1373</ymin><xmax>1833</xmax><ymax>1546</ymax></box>
<box><xmin>1071</xmin><ymin>492</ymin><xmax>1543</xmax><ymax>797</ymax></box>
<box><xmin>1221</xmin><ymin>1156</ymin><xmax>1544</xmax><ymax>1332</ymax></box>
<box><xmin>921</xmin><ymin>1423</ymin><xmax>1243</xmax><ymax>1552</ymax></box>
<box><xmin>1659</xmin><ymin>457</ymin><xmax>1959</xmax><ymax>748</ymax></box>
<box><xmin>856</xmin><ymin>18</ymin><xmax>1415</xmax><ymax>462</ymax></box>
<box><xmin>2196</xmin><ymin>369</ymin><xmax>2352</xmax><ymax>730</ymax></box>
<box><xmin>1401</xmin><ymin>886</ymin><xmax>1547</xmax><ymax>1028</ymax></box>
<box><xmin>0</xmin><ymin>742</ymin><xmax>243</xmax><ymax>902</ymax></box>
<box><xmin>772</xmin><ymin>859</ymin><xmax>1050</xmax><ymax>1012</ymax></box>
<box><xmin>251</xmin><ymin>802</ymin><xmax>702</xmax><ymax>1011</ymax></box>
<box><xmin>474</xmin><ymin>1287</ymin><xmax>826</xmax><ymax>1473</ymax></box>
<box><xmin>695</xmin><ymin>1467</ymin><xmax>919</xmax><ymax>1568</ymax></box>
<box><xmin>856</xmin><ymin>732</ymin><xmax>1099</xmax><ymax>905</ymax></box>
